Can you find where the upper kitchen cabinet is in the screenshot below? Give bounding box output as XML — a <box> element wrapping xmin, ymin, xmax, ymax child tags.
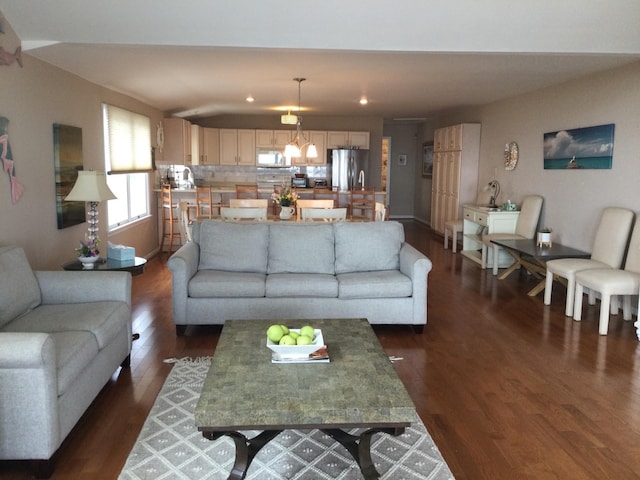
<box><xmin>256</xmin><ymin>130</ymin><xmax>292</xmax><ymax>150</ymax></box>
<box><xmin>327</xmin><ymin>131</ymin><xmax>370</xmax><ymax>149</ymax></box>
<box><xmin>292</xmin><ymin>131</ymin><xmax>328</xmax><ymax>166</ymax></box>
<box><xmin>192</xmin><ymin>126</ymin><xmax>220</xmax><ymax>165</ymax></box>
<box><xmin>219</xmin><ymin>129</ymin><xmax>256</xmax><ymax>166</ymax></box>
<box><xmin>161</xmin><ymin>118</ymin><xmax>192</xmax><ymax>165</ymax></box>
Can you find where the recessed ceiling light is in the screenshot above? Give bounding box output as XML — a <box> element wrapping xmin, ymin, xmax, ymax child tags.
<box><xmin>246</xmin><ymin>96</ymin><xmax>254</xmax><ymax>103</ymax></box>
<box><xmin>359</xmin><ymin>98</ymin><xmax>368</xmax><ymax>105</ymax></box>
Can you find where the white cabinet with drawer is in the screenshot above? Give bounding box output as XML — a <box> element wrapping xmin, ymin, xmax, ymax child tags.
<box><xmin>462</xmin><ymin>205</ymin><xmax>519</xmax><ymax>267</ymax></box>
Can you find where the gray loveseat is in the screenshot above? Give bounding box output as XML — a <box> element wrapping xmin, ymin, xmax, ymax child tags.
<box><xmin>0</xmin><ymin>245</ymin><xmax>132</xmax><ymax>478</ymax></box>
<box><xmin>168</xmin><ymin>220</ymin><xmax>432</xmax><ymax>334</ymax></box>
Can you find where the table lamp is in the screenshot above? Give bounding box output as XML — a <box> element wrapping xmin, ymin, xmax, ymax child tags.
<box><xmin>482</xmin><ymin>180</ymin><xmax>501</xmax><ymax>208</ymax></box>
<box><xmin>64</xmin><ymin>170</ymin><xmax>116</xmax><ymax>242</ymax></box>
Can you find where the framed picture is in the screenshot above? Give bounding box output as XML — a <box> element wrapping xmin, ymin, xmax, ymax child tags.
<box><xmin>543</xmin><ymin>124</ymin><xmax>615</xmax><ymax>170</ymax></box>
<box><xmin>53</xmin><ymin>124</ymin><xmax>86</xmax><ymax>229</ymax></box>
<box><xmin>422</xmin><ymin>142</ymin><xmax>434</xmax><ymax>177</ymax></box>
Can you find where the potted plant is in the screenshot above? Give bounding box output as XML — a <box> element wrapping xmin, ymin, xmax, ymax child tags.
<box><xmin>537</xmin><ymin>227</ymin><xmax>552</xmax><ymax>247</ymax></box>
<box><xmin>75</xmin><ymin>238</ymin><xmax>101</xmax><ymax>268</ymax></box>
<box><xmin>271</xmin><ymin>184</ymin><xmax>298</xmax><ymax>220</ymax></box>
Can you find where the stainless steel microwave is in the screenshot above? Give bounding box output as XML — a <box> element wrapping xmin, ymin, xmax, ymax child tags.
<box><xmin>256</xmin><ymin>149</ymin><xmax>290</xmax><ymax>167</ymax></box>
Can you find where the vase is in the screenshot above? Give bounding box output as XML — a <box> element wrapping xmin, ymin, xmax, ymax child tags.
<box><xmin>78</xmin><ymin>256</ymin><xmax>100</xmax><ymax>269</ymax></box>
<box><xmin>279</xmin><ymin>206</ymin><xmax>294</xmax><ymax>220</ymax></box>
<box><xmin>536</xmin><ymin>232</ymin><xmax>552</xmax><ymax>247</ymax></box>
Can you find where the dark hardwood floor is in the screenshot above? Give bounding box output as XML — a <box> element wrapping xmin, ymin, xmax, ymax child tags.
<box><xmin>3</xmin><ymin>220</ymin><xmax>640</xmax><ymax>480</ymax></box>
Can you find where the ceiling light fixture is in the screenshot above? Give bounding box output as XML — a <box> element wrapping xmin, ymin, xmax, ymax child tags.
<box><xmin>246</xmin><ymin>96</ymin><xmax>254</xmax><ymax>103</ymax></box>
<box><xmin>280</xmin><ymin>109</ymin><xmax>298</xmax><ymax>125</ymax></box>
<box><xmin>360</xmin><ymin>97</ymin><xmax>368</xmax><ymax>105</ymax></box>
<box><xmin>283</xmin><ymin>78</ymin><xmax>317</xmax><ymax>158</ymax></box>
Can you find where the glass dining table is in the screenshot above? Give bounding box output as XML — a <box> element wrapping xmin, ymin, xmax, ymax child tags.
<box><xmin>490</xmin><ymin>238</ymin><xmax>590</xmax><ymax>296</ymax></box>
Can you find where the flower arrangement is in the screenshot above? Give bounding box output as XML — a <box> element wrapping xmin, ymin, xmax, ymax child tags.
<box><xmin>75</xmin><ymin>238</ymin><xmax>100</xmax><ymax>258</ymax></box>
<box><xmin>271</xmin><ymin>184</ymin><xmax>298</xmax><ymax>207</ymax></box>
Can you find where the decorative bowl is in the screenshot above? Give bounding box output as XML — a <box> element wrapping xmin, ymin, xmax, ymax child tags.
<box><xmin>266</xmin><ymin>329</ymin><xmax>324</xmax><ymax>357</ymax></box>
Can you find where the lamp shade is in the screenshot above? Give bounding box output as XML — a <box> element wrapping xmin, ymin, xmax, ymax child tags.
<box><xmin>64</xmin><ymin>170</ymin><xmax>117</xmax><ymax>202</ymax></box>
<box><xmin>306</xmin><ymin>144</ymin><xmax>318</xmax><ymax>158</ymax></box>
<box><xmin>281</xmin><ymin>112</ymin><xmax>298</xmax><ymax>125</ymax></box>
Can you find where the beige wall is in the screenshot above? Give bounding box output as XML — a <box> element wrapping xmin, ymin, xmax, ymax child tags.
<box><xmin>0</xmin><ymin>22</ymin><xmax>163</xmax><ymax>268</ymax></box>
<box><xmin>436</xmin><ymin>61</ymin><xmax>640</xmax><ymax>251</ymax></box>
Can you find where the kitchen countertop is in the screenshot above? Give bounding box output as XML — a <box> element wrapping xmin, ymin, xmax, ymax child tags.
<box><xmin>154</xmin><ymin>184</ymin><xmax>387</xmax><ymax>195</ymax></box>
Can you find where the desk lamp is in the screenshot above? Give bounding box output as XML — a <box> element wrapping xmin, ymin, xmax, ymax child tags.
<box><xmin>64</xmin><ymin>170</ymin><xmax>116</xmax><ymax>242</ymax></box>
<box><xmin>482</xmin><ymin>180</ymin><xmax>501</xmax><ymax>208</ymax></box>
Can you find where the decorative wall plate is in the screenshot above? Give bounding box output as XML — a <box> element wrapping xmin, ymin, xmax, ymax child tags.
<box><xmin>504</xmin><ymin>141</ymin><xmax>519</xmax><ymax>170</ymax></box>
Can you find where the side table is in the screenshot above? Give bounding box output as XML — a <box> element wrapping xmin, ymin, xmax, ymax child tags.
<box><xmin>62</xmin><ymin>256</ymin><xmax>147</xmax><ymax>276</ymax></box>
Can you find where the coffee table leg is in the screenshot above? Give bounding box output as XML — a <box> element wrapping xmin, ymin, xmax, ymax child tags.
<box><xmin>322</xmin><ymin>427</ymin><xmax>405</xmax><ymax>480</ymax></box>
<box><xmin>202</xmin><ymin>430</ymin><xmax>282</xmax><ymax>480</ymax></box>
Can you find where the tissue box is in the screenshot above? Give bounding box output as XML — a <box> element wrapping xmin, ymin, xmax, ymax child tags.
<box><xmin>108</xmin><ymin>245</ymin><xmax>135</xmax><ymax>261</ymax></box>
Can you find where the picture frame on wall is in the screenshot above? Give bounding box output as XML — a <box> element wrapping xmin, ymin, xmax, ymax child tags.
<box><xmin>53</xmin><ymin>124</ymin><xmax>86</xmax><ymax>229</ymax></box>
<box><xmin>543</xmin><ymin>123</ymin><xmax>615</xmax><ymax>170</ymax></box>
<box><xmin>422</xmin><ymin>142</ymin><xmax>434</xmax><ymax>177</ymax></box>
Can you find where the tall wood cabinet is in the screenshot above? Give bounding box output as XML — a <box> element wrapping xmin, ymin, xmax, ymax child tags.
<box><xmin>161</xmin><ymin>118</ymin><xmax>192</xmax><ymax>165</ymax></box>
<box><xmin>430</xmin><ymin>123</ymin><xmax>481</xmax><ymax>234</ymax></box>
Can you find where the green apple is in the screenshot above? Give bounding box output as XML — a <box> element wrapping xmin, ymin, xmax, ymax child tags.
<box><xmin>279</xmin><ymin>334</ymin><xmax>296</xmax><ymax>345</ymax></box>
<box><xmin>299</xmin><ymin>325</ymin><xmax>315</xmax><ymax>340</ymax></box>
<box><xmin>279</xmin><ymin>325</ymin><xmax>290</xmax><ymax>335</ymax></box>
<box><xmin>267</xmin><ymin>324</ymin><xmax>285</xmax><ymax>343</ymax></box>
<box><xmin>296</xmin><ymin>334</ymin><xmax>313</xmax><ymax>345</ymax></box>
<box><xmin>288</xmin><ymin>331</ymin><xmax>300</xmax><ymax>340</ymax></box>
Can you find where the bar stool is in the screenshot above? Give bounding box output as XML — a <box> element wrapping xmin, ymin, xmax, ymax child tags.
<box><xmin>160</xmin><ymin>184</ymin><xmax>181</xmax><ymax>254</ymax></box>
<box><xmin>236</xmin><ymin>184</ymin><xmax>258</xmax><ymax>199</ymax></box>
<box><xmin>195</xmin><ymin>186</ymin><xmax>222</xmax><ymax>219</ymax></box>
<box><xmin>444</xmin><ymin>219</ymin><xmax>463</xmax><ymax>253</ymax></box>
<box><xmin>349</xmin><ymin>188</ymin><xmax>375</xmax><ymax>221</ymax></box>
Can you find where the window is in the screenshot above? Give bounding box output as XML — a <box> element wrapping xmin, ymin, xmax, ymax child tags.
<box><xmin>102</xmin><ymin>104</ymin><xmax>151</xmax><ymax>229</ymax></box>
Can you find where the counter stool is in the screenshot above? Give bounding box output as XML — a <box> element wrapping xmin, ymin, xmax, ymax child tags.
<box><xmin>160</xmin><ymin>184</ymin><xmax>181</xmax><ymax>254</ymax></box>
<box><xmin>444</xmin><ymin>219</ymin><xmax>463</xmax><ymax>253</ymax></box>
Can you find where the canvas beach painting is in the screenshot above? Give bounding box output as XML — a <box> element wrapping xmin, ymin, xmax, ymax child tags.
<box><xmin>543</xmin><ymin>124</ymin><xmax>615</xmax><ymax>170</ymax></box>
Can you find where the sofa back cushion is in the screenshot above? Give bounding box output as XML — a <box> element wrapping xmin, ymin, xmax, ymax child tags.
<box><xmin>197</xmin><ymin>221</ymin><xmax>269</xmax><ymax>273</ymax></box>
<box><xmin>334</xmin><ymin>222</ymin><xmax>405</xmax><ymax>273</ymax></box>
<box><xmin>0</xmin><ymin>246</ymin><xmax>42</xmax><ymax>328</ymax></box>
<box><xmin>268</xmin><ymin>223</ymin><xmax>335</xmax><ymax>274</ymax></box>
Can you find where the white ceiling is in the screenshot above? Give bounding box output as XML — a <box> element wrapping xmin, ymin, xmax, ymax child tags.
<box><xmin>2</xmin><ymin>1</ymin><xmax>640</xmax><ymax>122</ymax></box>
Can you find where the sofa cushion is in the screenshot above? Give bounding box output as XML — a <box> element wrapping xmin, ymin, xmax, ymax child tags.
<box><xmin>189</xmin><ymin>270</ymin><xmax>266</xmax><ymax>297</ymax></box>
<box><xmin>51</xmin><ymin>331</ymin><xmax>99</xmax><ymax>396</ymax></box>
<box><xmin>198</xmin><ymin>221</ymin><xmax>269</xmax><ymax>273</ymax></box>
<box><xmin>337</xmin><ymin>271</ymin><xmax>413</xmax><ymax>298</ymax></box>
<box><xmin>2</xmin><ymin>302</ymin><xmax>129</xmax><ymax>349</ymax></box>
<box><xmin>266</xmin><ymin>273</ymin><xmax>339</xmax><ymax>297</ymax></box>
<box><xmin>268</xmin><ymin>224</ymin><xmax>335</xmax><ymax>274</ymax></box>
<box><xmin>0</xmin><ymin>246</ymin><xmax>42</xmax><ymax>329</ymax></box>
<box><xmin>334</xmin><ymin>222</ymin><xmax>404</xmax><ymax>274</ymax></box>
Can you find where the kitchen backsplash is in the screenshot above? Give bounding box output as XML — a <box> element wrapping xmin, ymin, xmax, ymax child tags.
<box><xmin>156</xmin><ymin>164</ymin><xmax>328</xmax><ymax>187</ymax></box>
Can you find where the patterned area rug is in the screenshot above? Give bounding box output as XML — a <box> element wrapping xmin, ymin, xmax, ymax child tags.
<box><xmin>119</xmin><ymin>357</ymin><xmax>455</xmax><ymax>480</ymax></box>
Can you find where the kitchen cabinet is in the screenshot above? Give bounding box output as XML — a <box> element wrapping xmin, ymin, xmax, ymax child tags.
<box><xmin>192</xmin><ymin>126</ymin><xmax>219</xmax><ymax>165</ymax></box>
<box><xmin>430</xmin><ymin>123</ymin><xmax>480</xmax><ymax>234</ymax></box>
<box><xmin>461</xmin><ymin>205</ymin><xmax>519</xmax><ymax>267</ymax></box>
<box><xmin>219</xmin><ymin>129</ymin><xmax>256</xmax><ymax>165</ymax></box>
<box><xmin>327</xmin><ymin>131</ymin><xmax>370</xmax><ymax>149</ymax></box>
<box><xmin>255</xmin><ymin>130</ymin><xmax>292</xmax><ymax>149</ymax></box>
<box><xmin>292</xmin><ymin>131</ymin><xmax>327</xmax><ymax>166</ymax></box>
<box><xmin>161</xmin><ymin>118</ymin><xmax>192</xmax><ymax>165</ymax></box>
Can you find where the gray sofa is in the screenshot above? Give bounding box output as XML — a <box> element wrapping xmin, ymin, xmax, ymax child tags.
<box><xmin>168</xmin><ymin>220</ymin><xmax>432</xmax><ymax>334</ymax></box>
<box><xmin>0</xmin><ymin>245</ymin><xmax>132</xmax><ymax>478</ymax></box>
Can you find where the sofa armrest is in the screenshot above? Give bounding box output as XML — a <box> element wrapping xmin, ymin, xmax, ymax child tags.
<box><xmin>0</xmin><ymin>332</ymin><xmax>59</xmax><ymax>458</ymax></box>
<box><xmin>34</xmin><ymin>271</ymin><xmax>132</xmax><ymax>308</ymax></box>
<box><xmin>399</xmin><ymin>243</ymin><xmax>432</xmax><ymax>324</ymax></box>
<box><xmin>167</xmin><ymin>242</ymin><xmax>200</xmax><ymax>325</ymax></box>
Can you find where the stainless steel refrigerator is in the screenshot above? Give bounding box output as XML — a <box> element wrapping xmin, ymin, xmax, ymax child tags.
<box><xmin>328</xmin><ymin>148</ymin><xmax>369</xmax><ymax>192</ymax></box>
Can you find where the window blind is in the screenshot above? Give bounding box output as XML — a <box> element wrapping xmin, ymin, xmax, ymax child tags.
<box><xmin>103</xmin><ymin>104</ymin><xmax>152</xmax><ymax>173</ymax></box>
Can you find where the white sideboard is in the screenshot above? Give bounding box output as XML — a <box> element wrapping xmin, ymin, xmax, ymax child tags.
<box><xmin>461</xmin><ymin>205</ymin><xmax>520</xmax><ymax>267</ymax></box>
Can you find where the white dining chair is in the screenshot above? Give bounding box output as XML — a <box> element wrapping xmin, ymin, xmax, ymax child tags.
<box><xmin>375</xmin><ymin>202</ymin><xmax>386</xmax><ymax>221</ymax></box>
<box><xmin>573</xmin><ymin>217</ymin><xmax>640</xmax><ymax>335</ymax></box>
<box><xmin>301</xmin><ymin>207</ymin><xmax>347</xmax><ymax>222</ymax></box>
<box><xmin>220</xmin><ymin>207</ymin><xmax>267</xmax><ymax>222</ymax></box>
<box><xmin>229</xmin><ymin>198</ymin><xmax>269</xmax><ymax>208</ymax></box>
<box><xmin>481</xmin><ymin>195</ymin><xmax>544</xmax><ymax>275</ymax></box>
<box><xmin>544</xmin><ymin>207</ymin><xmax>635</xmax><ymax>317</ymax></box>
<box><xmin>295</xmin><ymin>199</ymin><xmax>334</xmax><ymax>218</ymax></box>
<box><xmin>178</xmin><ymin>201</ymin><xmax>192</xmax><ymax>243</ymax></box>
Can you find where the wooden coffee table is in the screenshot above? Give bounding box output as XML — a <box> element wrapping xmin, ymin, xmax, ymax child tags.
<box><xmin>195</xmin><ymin>318</ymin><xmax>418</xmax><ymax>480</ymax></box>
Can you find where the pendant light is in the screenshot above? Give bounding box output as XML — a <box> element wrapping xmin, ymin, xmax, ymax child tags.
<box><xmin>284</xmin><ymin>78</ymin><xmax>317</xmax><ymax>158</ymax></box>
